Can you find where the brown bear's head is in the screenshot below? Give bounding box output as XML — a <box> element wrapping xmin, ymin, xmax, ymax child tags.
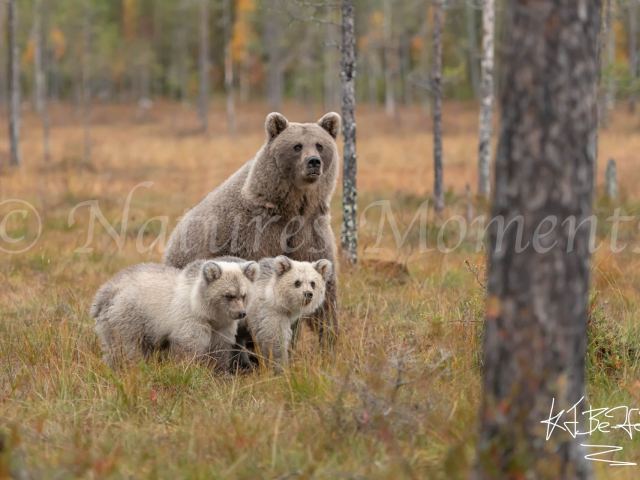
<box><xmin>264</xmin><ymin>112</ymin><xmax>341</xmax><ymax>191</ymax></box>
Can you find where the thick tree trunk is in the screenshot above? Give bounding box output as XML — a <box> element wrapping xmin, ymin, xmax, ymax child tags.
<box><xmin>223</xmin><ymin>0</ymin><xmax>235</xmax><ymax>134</ymax></box>
<box><xmin>477</xmin><ymin>0</ymin><xmax>495</xmax><ymax>198</ymax></box>
<box><xmin>82</xmin><ymin>7</ymin><xmax>91</xmax><ymax>161</ymax></box>
<box><xmin>465</xmin><ymin>0</ymin><xmax>479</xmax><ymax>99</ymax></box>
<box><xmin>432</xmin><ymin>0</ymin><xmax>444</xmax><ymax>213</ymax></box>
<box><xmin>383</xmin><ymin>0</ymin><xmax>395</xmax><ymax>118</ymax></box>
<box><xmin>630</xmin><ymin>0</ymin><xmax>637</xmax><ymax>112</ymax></box>
<box><xmin>8</xmin><ymin>0</ymin><xmax>21</xmax><ymax>167</ymax></box>
<box><xmin>341</xmin><ymin>0</ymin><xmax>357</xmax><ymax>265</ymax></box>
<box><xmin>33</xmin><ymin>0</ymin><xmax>44</xmax><ymax>113</ymax></box>
<box><xmin>475</xmin><ymin>0</ymin><xmax>601</xmax><ymax>478</ymax></box>
<box><xmin>199</xmin><ymin>0</ymin><xmax>209</xmax><ymax>132</ymax></box>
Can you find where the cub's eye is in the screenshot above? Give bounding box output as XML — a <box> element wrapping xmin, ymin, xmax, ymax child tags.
<box><xmin>294</xmin><ymin>280</ymin><xmax>302</xmax><ymax>288</ymax></box>
<box><xmin>225</xmin><ymin>294</ymin><xmax>235</xmax><ymax>300</ymax></box>
<box><xmin>242</xmin><ymin>295</ymin><xmax>246</xmax><ymax>301</ymax></box>
<box><xmin>316</xmin><ymin>144</ymin><xmax>323</xmax><ymax>153</ymax></box>
<box><xmin>294</xmin><ymin>144</ymin><xmax>303</xmax><ymax>152</ymax></box>
<box><xmin>311</xmin><ymin>281</ymin><xmax>316</xmax><ymax>289</ymax></box>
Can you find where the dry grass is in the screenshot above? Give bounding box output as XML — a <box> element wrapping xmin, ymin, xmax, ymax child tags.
<box><xmin>1</xmin><ymin>100</ymin><xmax>640</xmax><ymax>478</ymax></box>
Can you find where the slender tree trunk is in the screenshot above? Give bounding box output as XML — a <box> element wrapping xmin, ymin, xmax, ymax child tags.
<box><xmin>477</xmin><ymin>0</ymin><xmax>495</xmax><ymax>198</ymax></box>
<box><xmin>82</xmin><ymin>7</ymin><xmax>91</xmax><ymax>161</ymax></box>
<box><xmin>33</xmin><ymin>0</ymin><xmax>44</xmax><ymax>113</ymax></box>
<box><xmin>199</xmin><ymin>0</ymin><xmax>209</xmax><ymax>132</ymax></box>
<box><xmin>400</xmin><ymin>35</ymin><xmax>413</xmax><ymax>108</ymax></box>
<box><xmin>341</xmin><ymin>0</ymin><xmax>357</xmax><ymax>265</ymax></box>
<box><xmin>419</xmin><ymin>15</ymin><xmax>430</xmax><ymax>117</ymax></box>
<box><xmin>42</xmin><ymin>0</ymin><xmax>50</xmax><ymax>161</ymax></box>
<box><xmin>223</xmin><ymin>0</ymin><xmax>235</xmax><ymax>134</ymax></box>
<box><xmin>432</xmin><ymin>0</ymin><xmax>444</xmax><ymax>213</ymax></box>
<box><xmin>0</xmin><ymin>2</ymin><xmax>7</xmax><ymax>111</ymax></box>
<box><xmin>606</xmin><ymin>0</ymin><xmax>615</xmax><ymax>114</ymax></box>
<box><xmin>383</xmin><ymin>0</ymin><xmax>395</xmax><ymax>118</ymax></box>
<box><xmin>178</xmin><ymin>7</ymin><xmax>189</xmax><ymax>104</ymax></box>
<box><xmin>630</xmin><ymin>0</ymin><xmax>637</xmax><ymax>112</ymax></box>
<box><xmin>465</xmin><ymin>0</ymin><xmax>479</xmax><ymax>99</ymax></box>
<box><xmin>266</xmin><ymin>13</ymin><xmax>282</xmax><ymax>112</ymax></box>
<box><xmin>368</xmin><ymin>51</ymin><xmax>378</xmax><ymax>112</ymax></box>
<box><xmin>8</xmin><ymin>0</ymin><xmax>21</xmax><ymax>167</ymax></box>
<box><xmin>475</xmin><ymin>0</ymin><xmax>601</xmax><ymax>477</ymax></box>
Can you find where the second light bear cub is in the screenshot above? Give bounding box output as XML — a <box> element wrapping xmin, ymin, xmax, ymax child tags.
<box><xmin>91</xmin><ymin>259</ymin><xmax>258</xmax><ymax>370</ymax></box>
<box><xmin>245</xmin><ymin>256</ymin><xmax>332</xmax><ymax>368</ymax></box>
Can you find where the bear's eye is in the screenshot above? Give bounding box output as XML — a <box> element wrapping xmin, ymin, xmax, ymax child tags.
<box><xmin>225</xmin><ymin>294</ymin><xmax>235</xmax><ymax>300</ymax></box>
<box><xmin>311</xmin><ymin>281</ymin><xmax>316</xmax><ymax>289</ymax></box>
<box><xmin>242</xmin><ymin>294</ymin><xmax>246</xmax><ymax>301</ymax></box>
<box><xmin>316</xmin><ymin>144</ymin><xmax>323</xmax><ymax>153</ymax></box>
<box><xmin>294</xmin><ymin>144</ymin><xmax>303</xmax><ymax>152</ymax></box>
<box><xmin>294</xmin><ymin>280</ymin><xmax>302</xmax><ymax>288</ymax></box>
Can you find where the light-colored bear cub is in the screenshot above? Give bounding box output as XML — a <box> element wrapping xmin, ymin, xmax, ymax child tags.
<box><xmin>90</xmin><ymin>259</ymin><xmax>258</xmax><ymax>369</ymax></box>
<box><xmin>246</xmin><ymin>256</ymin><xmax>332</xmax><ymax>368</ymax></box>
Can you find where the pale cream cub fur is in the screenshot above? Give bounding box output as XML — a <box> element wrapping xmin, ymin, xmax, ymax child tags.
<box><xmin>247</xmin><ymin>256</ymin><xmax>332</xmax><ymax>368</ymax></box>
<box><xmin>90</xmin><ymin>259</ymin><xmax>258</xmax><ymax>369</ymax></box>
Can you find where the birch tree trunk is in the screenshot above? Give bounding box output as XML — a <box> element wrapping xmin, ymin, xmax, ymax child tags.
<box><xmin>223</xmin><ymin>0</ymin><xmax>235</xmax><ymax>135</ymax></box>
<box><xmin>82</xmin><ymin>7</ymin><xmax>91</xmax><ymax>162</ymax></box>
<box><xmin>477</xmin><ymin>0</ymin><xmax>495</xmax><ymax>198</ymax></box>
<box><xmin>33</xmin><ymin>0</ymin><xmax>44</xmax><ymax>114</ymax></box>
<box><xmin>199</xmin><ymin>0</ymin><xmax>209</xmax><ymax>132</ymax></box>
<box><xmin>383</xmin><ymin>0</ymin><xmax>395</xmax><ymax>118</ymax></box>
<box><xmin>630</xmin><ymin>0</ymin><xmax>637</xmax><ymax>112</ymax></box>
<box><xmin>432</xmin><ymin>0</ymin><xmax>444</xmax><ymax>213</ymax></box>
<box><xmin>465</xmin><ymin>0</ymin><xmax>479</xmax><ymax>99</ymax></box>
<box><xmin>341</xmin><ymin>0</ymin><xmax>357</xmax><ymax>265</ymax></box>
<box><xmin>8</xmin><ymin>0</ymin><xmax>21</xmax><ymax>167</ymax></box>
<box><xmin>475</xmin><ymin>0</ymin><xmax>601</xmax><ymax>477</ymax></box>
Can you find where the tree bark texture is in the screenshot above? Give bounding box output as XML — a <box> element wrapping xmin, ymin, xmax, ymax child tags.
<box><xmin>475</xmin><ymin>1</ymin><xmax>601</xmax><ymax>478</ymax></box>
<box><xmin>432</xmin><ymin>0</ymin><xmax>444</xmax><ymax>213</ymax></box>
<box><xmin>466</xmin><ymin>0</ymin><xmax>480</xmax><ymax>99</ymax></box>
<box><xmin>8</xmin><ymin>0</ymin><xmax>21</xmax><ymax>166</ymax></box>
<box><xmin>223</xmin><ymin>0</ymin><xmax>235</xmax><ymax>134</ymax></box>
<box><xmin>383</xmin><ymin>0</ymin><xmax>395</xmax><ymax>118</ymax></box>
<box><xmin>199</xmin><ymin>0</ymin><xmax>209</xmax><ymax>132</ymax></box>
<box><xmin>341</xmin><ymin>0</ymin><xmax>357</xmax><ymax>265</ymax></box>
<box><xmin>478</xmin><ymin>0</ymin><xmax>495</xmax><ymax>198</ymax></box>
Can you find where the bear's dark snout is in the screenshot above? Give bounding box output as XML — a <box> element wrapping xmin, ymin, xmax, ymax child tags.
<box><xmin>303</xmin><ymin>291</ymin><xmax>313</xmax><ymax>299</ymax></box>
<box><xmin>237</xmin><ymin>311</ymin><xmax>246</xmax><ymax>319</ymax></box>
<box><xmin>306</xmin><ymin>157</ymin><xmax>321</xmax><ymax>169</ymax></box>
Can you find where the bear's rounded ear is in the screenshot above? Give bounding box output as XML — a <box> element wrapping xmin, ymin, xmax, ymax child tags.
<box><xmin>202</xmin><ymin>261</ymin><xmax>223</xmax><ymax>283</ymax></box>
<box><xmin>313</xmin><ymin>259</ymin><xmax>333</xmax><ymax>281</ymax></box>
<box><xmin>317</xmin><ymin>112</ymin><xmax>341</xmax><ymax>139</ymax></box>
<box><xmin>265</xmin><ymin>112</ymin><xmax>289</xmax><ymax>140</ymax></box>
<box><xmin>274</xmin><ymin>256</ymin><xmax>292</xmax><ymax>276</ymax></box>
<box><xmin>241</xmin><ymin>261</ymin><xmax>259</xmax><ymax>282</ymax></box>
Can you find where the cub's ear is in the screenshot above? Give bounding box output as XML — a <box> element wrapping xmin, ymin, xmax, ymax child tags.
<box><xmin>265</xmin><ymin>112</ymin><xmax>289</xmax><ymax>140</ymax></box>
<box><xmin>202</xmin><ymin>261</ymin><xmax>223</xmax><ymax>283</ymax></box>
<box><xmin>241</xmin><ymin>261</ymin><xmax>259</xmax><ymax>282</ymax></box>
<box><xmin>313</xmin><ymin>259</ymin><xmax>333</xmax><ymax>281</ymax></box>
<box><xmin>317</xmin><ymin>112</ymin><xmax>341</xmax><ymax>139</ymax></box>
<box><xmin>274</xmin><ymin>256</ymin><xmax>293</xmax><ymax>276</ymax></box>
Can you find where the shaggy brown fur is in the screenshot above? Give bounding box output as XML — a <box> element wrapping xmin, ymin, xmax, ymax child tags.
<box><xmin>163</xmin><ymin>112</ymin><xmax>341</xmax><ymax>346</ymax></box>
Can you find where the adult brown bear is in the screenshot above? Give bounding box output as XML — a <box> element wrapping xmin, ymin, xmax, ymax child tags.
<box><xmin>163</xmin><ymin>112</ymin><xmax>341</xmax><ymax>359</ymax></box>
